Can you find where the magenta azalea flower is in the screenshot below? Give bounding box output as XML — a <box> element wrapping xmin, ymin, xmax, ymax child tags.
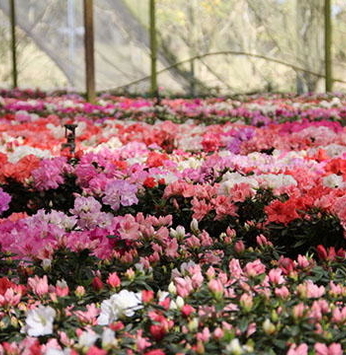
<box><xmin>0</xmin><ymin>188</ymin><xmax>11</xmax><ymax>216</ymax></box>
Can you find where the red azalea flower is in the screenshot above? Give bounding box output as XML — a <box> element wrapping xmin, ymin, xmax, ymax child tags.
<box><xmin>146</xmin><ymin>151</ymin><xmax>169</xmax><ymax>168</ymax></box>
<box><xmin>0</xmin><ymin>277</ymin><xmax>15</xmax><ymax>295</ymax></box>
<box><xmin>143</xmin><ymin>177</ymin><xmax>157</xmax><ymax>188</ymax></box>
<box><xmin>265</xmin><ymin>199</ymin><xmax>300</xmax><ymax>225</ymax></box>
<box><xmin>181</xmin><ymin>304</ymin><xmax>195</xmax><ymax>317</ymax></box>
<box><xmin>142</xmin><ymin>290</ymin><xmax>154</xmax><ymax>303</ymax></box>
<box><xmin>91</xmin><ymin>276</ymin><xmax>104</xmax><ymax>291</ymax></box>
<box><xmin>106</xmin><ymin>272</ymin><xmax>121</xmax><ymax>288</ymax></box>
<box><xmin>110</xmin><ymin>321</ymin><xmax>125</xmax><ymax>331</ymax></box>
<box><xmin>325</xmin><ymin>158</ymin><xmax>346</xmax><ymax>175</ymax></box>
<box><xmin>86</xmin><ymin>346</ymin><xmax>107</xmax><ymax>355</ymax></box>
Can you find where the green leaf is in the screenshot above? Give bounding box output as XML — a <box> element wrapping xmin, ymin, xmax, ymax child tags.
<box><xmin>272</xmin><ymin>339</ymin><xmax>287</xmax><ymax>349</ymax></box>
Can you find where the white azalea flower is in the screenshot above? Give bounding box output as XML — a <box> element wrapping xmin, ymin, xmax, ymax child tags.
<box><xmin>170</xmin><ymin>225</ymin><xmax>186</xmax><ymax>240</ymax></box>
<box><xmin>86</xmin><ymin>136</ymin><xmax>123</xmax><ymax>153</ymax></box>
<box><xmin>226</xmin><ymin>338</ymin><xmax>244</xmax><ymax>355</ymax></box>
<box><xmin>7</xmin><ymin>145</ymin><xmax>52</xmax><ymax>163</ymax></box>
<box><xmin>77</xmin><ymin>329</ymin><xmax>99</xmax><ymax>347</ymax></box>
<box><xmin>97</xmin><ymin>289</ymin><xmax>142</xmax><ymax>325</ymax></box>
<box><xmin>46</xmin><ymin>123</ymin><xmax>65</xmax><ymax>139</ymax></box>
<box><xmin>323</xmin><ymin>174</ymin><xmax>344</xmax><ymax>188</ymax></box>
<box><xmin>157</xmin><ymin>290</ymin><xmax>169</xmax><ymax>302</ymax></box>
<box><xmin>21</xmin><ymin>305</ymin><xmax>56</xmax><ymax>337</ymax></box>
<box><xmin>322</xmin><ymin>143</ymin><xmax>346</xmax><ymax>158</ymax></box>
<box><xmin>102</xmin><ymin>328</ymin><xmax>118</xmax><ymax>348</ymax></box>
<box><xmin>258</xmin><ymin>173</ymin><xmax>297</xmax><ymax>189</ymax></box>
<box><xmin>45</xmin><ymin>349</ymin><xmax>71</xmax><ymax>355</ymax></box>
<box><xmin>219</xmin><ymin>172</ymin><xmax>259</xmax><ymax>195</ymax></box>
<box><xmin>177</xmin><ymin>157</ymin><xmax>202</xmax><ymax>171</ymax></box>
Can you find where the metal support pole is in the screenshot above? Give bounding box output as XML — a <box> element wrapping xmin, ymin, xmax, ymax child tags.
<box><xmin>149</xmin><ymin>0</ymin><xmax>158</xmax><ymax>98</ymax></box>
<box><xmin>10</xmin><ymin>0</ymin><xmax>18</xmax><ymax>88</ymax></box>
<box><xmin>83</xmin><ymin>0</ymin><xmax>96</xmax><ymax>102</ymax></box>
<box><xmin>324</xmin><ymin>0</ymin><xmax>333</xmax><ymax>92</ymax></box>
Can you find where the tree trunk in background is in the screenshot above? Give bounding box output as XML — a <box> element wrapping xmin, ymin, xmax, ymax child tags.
<box><xmin>105</xmin><ymin>0</ymin><xmax>204</xmax><ymax>92</ymax></box>
<box><xmin>0</xmin><ymin>1</ymin><xmax>81</xmax><ymax>86</ymax></box>
<box><xmin>0</xmin><ymin>0</ymin><xmax>201</xmax><ymax>92</ymax></box>
<box><xmin>188</xmin><ymin>0</ymin><xmax>197</xmax><ymax>97</ymax></box>
<box><xmin>296</xmin><ymin>0</ymin><xmax>324</xmax><ymax>93</ymax></box>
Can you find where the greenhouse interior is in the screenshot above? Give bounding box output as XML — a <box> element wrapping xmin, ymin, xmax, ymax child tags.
<box><xmin>1</xmin><ymin>1</ymin><xmax>346</xmax><ymax>354</ymax></box>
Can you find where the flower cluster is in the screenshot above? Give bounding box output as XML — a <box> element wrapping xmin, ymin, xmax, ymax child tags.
<box><xmin>0</xmin><ymin>91</ymin><xmax>346</xmax><ymax>353</ymax></box>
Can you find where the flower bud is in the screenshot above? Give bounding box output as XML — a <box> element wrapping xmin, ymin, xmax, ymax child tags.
<box><xmin>75</xmin><ymin>286</ymin><xmax>86</xmax><ymax>298</ymax></box>
<box><xmin>107</xmin><ymin>272</ymin><xmax>121</xmax><ymax>288</ymax></box>
<box><xmin>292</xmin><ymin>303</ymin><xmax>305</xmax><ymax>320</ymax></box>
<box><xmin>170</xmin><ymin>226</ymin><xmax>186</xmax><ymax>241</ymax></box>
<box><xmin>226</xmin><ymin>338</ymin><xmax>244</xmax><ymax>355</ymax></box>
<box><xmin>41</xmin><ymin>258</ymin><xmax>52</xmax><ymax>271</ymax></box>
<box><xmin>234</xmin><ymin>240</ymin><xmax>245</xmax><ymax>254</ymax></box>
<box><xmin>190</xmin><ymin>218</ymin><xmax>200</xmax><ymax>234</ymax></box>
<box><xmin>56</xmin><ymin>280</ymin><xmax>69</xmax><ymax>297</ymax></box>
<box><xmin>195</xmin><ymin>341</ymin><xmax>205</xmax><ymax>354</ymax></box>
<box><xmin>213</xmin><ymin>327</ymin><xmax>224</xmax><ymax>339</ymax></box>
<box><xmin>181</xmin><ymin>304</ymin><xmax>195</xmax><ymax>317</ymax></box>
<box><xmin>91</xmin><ymin>276</ymin><xmax>104</xmax><ymax>291</ymax></box>
<box><xmin>188</xmin><ymin>317</ymin><xmax>199</xmax><ymax>332</ymax></box>
<box><xmin>239</xmin><ymin>293</ymin><xmax>253</xmax><ymax>313</ymax></box>
<box><xmin>125</xmin><ymin>268</ymin><xmax>135</xmax><ymax>281</ymax></box>
<box><xmin>271</xmin><ymin>310</ymin><xmax>279</xmax><ymax>322</ymax></box>
<box><xmin>176</xmin><ymin>296</ymin><xmax>185</xmax><ymax>309</ymax></box>
<box><xmin>10</xmin><ymin>316</ymin><xmax>18</xmax><ymax>328</ymax></box>
<box><xmin>262</xmin><ymin>319</ymin><xmax>276</xmax><ymax>335</ymax></box>
<box><xmin>208</xmin><ymin>279</ymin><xmax>224</xmax><ymax>300</ymax></box>
<box><xmin>168</xmin><ymin>282</ymin><xmax>177</xmax><ymax>295</ymax></box>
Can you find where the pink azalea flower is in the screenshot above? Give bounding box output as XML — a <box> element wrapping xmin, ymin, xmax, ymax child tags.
<box><xmin>268</xmin><ymin>268</ymin><xmax>285</xmax><ymax>285</ymax></box>
<box><xmin>174</xmin><ymin>277</ymin><xmax>194</xmax><ymax>298</ymax></box>
<box><xmin>28</xmin><ymin>275</ymin><xmax>49</xmax><ymax>296</ymax></box>
<box><xmin>244</xmin><ymin>259</ymin><xmax>266</xmax><ymax>278</ymax></box>
<box><xmin>287</xmin><ymin>343</ymin><xmax>308</xmax><ymax>355</ymax></box>
<box><xmin>74</xmin><ymin>304</ymin><xmax>100</xmax><ymax>325</ymax></box>
<box><xmin>314</xmin><ymin>343</ymin><xmax>343</xmax><ymax>355</ymax></box>
<box><xmin>106</xmin><ymin>272</ymin><xmax>121</xmax><ymax>288</ymax></box>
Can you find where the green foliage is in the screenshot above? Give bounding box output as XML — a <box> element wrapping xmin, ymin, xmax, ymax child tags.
<box><xmin>267</xmin><ymin>212</ymin><xmax>345</xmax><ymax>258</ymax></box>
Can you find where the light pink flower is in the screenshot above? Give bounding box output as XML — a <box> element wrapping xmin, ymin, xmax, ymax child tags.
<box><xmin>297</xmin><ymin>280</ymin><xmax>325</xmax><ymax>298</ymax></box>
<box><xmin>175</xmin><ymin>277</ymin><xmax>194</xmax><ymax>298</ymax></box>
<box><xmin>314</xmin><ymin>343</ymin><xmax>343</xmax><ymax>355</ymax></box>
<box><xmin>28</xmin><ymin>275</ymin><xmax>49</xmax><ymax>296</ymax></box>
<box><xmin>74</xmin><ymin>304</ymin><xmax>100</xmax><ymax>325</ymax></box>
<box><xmin>244</xmin><ymin>259</ymin><xmax>266</xmax><ymax>277</ymax></box>
<box><xmin>208</xmin><ymin>279</ymin><xmax>224</xmax><ymax>298</ymax></box>
<box><xmin>268</xmin><ymin>268</ymin><xmax>285</xmax><ymax>285</ymax></box>
<box><xmin>332</xmin><ymin>307</ymin><xmax>346</xmax><ymax>324</ymax></box>
<box><xmin>292</xmin><ymin>303</ymin><xmax>306</xmax><ymax>320</ymax></box>
<box><xmin>0</xmin><ymin>288</ymin><xmax>22</xmax><ymax>307</ymax></box>
<box><xmin>287</xmin><ymin>343</ymin><xmax>308</xmax><ymax>355</ymax></box>
<box><xmin>229</xmin><ymin>259</ymin><xmax>244</xmax><ymax>280</ymax></box>
<box><xmin>274</xmin><ymin>286</ymin><xmax>290</xmax><ymax>299</ymax></box>
<box><xmin>239</xmin><ymin>293</ymin><xmax>253</xmax><ymax>312</ymax></box>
